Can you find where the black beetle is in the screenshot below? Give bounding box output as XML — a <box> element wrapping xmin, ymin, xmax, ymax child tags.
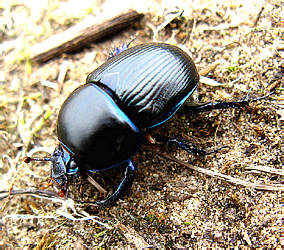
<box><xmin>24</xmin><ymin>42</ymin><xmax>268</xmax><ymax>207</ymax></box>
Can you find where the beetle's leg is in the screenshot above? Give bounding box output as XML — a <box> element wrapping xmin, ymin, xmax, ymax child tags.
<box><xmin>177</xmin><ymin>92</ymin><xmax>273</xmax><ymax>115</ymax></box>
<box><xmin>150</xmin><ymin>134</ymin><xmax>228</xmax><ymax>157</ymax></box>
<box><xmin>94</xmin><ymin>160</ymin><xmax>136</xmax><ymax>207</ymax></box>
<box><xmin>108</xmin><ymin>39</ymin><xmax>135</xmax><ymax>59</ymax></box>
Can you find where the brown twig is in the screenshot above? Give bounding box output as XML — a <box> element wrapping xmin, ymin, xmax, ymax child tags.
<box><xmin>254</xmin><ymin>6</ymin><xmax>265</xmax><ymax>27</ymax></box>
<box><xmin>31</xmin><ymin>9</ymin><xmax>143</xmax><ymax>62</ymax></box>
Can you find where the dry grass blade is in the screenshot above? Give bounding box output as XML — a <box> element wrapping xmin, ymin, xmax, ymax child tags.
<box><xmin>0</xmin><ymin>188</ymin><xmax>58</xmax><ymax>201</ymax></box>
<box><xmin>245</xmin><ymin>165</ymin><xmax>284</xmax><ymax>175</ymax></box>
<box><xmin>152</xmin><ymin>7</ymin><xmax>183</xmax><ymax>41</ymax></box>
<box><xmin>198</xmin><ymin>62</ymin><xmax>220</xmax><ymax>76</ymax></box>
<box><xmin>152</xmin><ymin>149</ymin><xmax>283</xmax><ymax>191</ymax></box>
<box><xmin>86</xmin><ymin>172</ymin><xmax>107</xmax><ymax>193</ymax></box>
<box><xmin>118</xmin><ymin>224</ymin><xmax>151</xmax><ymax>248</ymax></box>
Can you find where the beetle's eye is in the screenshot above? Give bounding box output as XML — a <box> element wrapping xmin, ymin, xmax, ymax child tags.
<box><xmin>68</xmin><ymin>160</ymin><xmax>78</xmax><ymax>175</ymax></box>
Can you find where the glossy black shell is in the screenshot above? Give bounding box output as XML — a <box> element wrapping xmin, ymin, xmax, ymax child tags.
<box><xmin>87</xmin><ymin>42</ymin><xmax>199</xmax><ymax>128</ymax></box>
<box><xmin>56</xmin><ymin>43</ymin><xmax>199</xmax><ymax>171</ymax></box>
<box><xmin>57</xmin><ymin>84</ymin><xmax>141</xmax><ymax>170</ymax></box>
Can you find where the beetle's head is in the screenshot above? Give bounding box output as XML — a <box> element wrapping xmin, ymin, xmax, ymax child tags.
<box><xmin>50</xmin><ymin>145</ymin><xmax>80</xmax><ymax>197</ymax></box>
<box><xmin>23</xmin><ymin>144</ymin><xmax>79</xmax><ymax>197</ymax></box>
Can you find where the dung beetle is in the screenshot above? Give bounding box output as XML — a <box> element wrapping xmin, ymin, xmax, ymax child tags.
<box><xmin>24</xmin><ymin>42</ymin><xmax>269</xmax><ymax>207</ymax></box>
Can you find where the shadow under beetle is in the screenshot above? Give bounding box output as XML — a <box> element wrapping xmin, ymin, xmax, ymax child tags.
<box><xmin>24</xmin><ymin>42</ymin><xmax>270</xmax><ymax>207</ymax></box>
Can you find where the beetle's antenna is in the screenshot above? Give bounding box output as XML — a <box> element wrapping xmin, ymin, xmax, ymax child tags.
<box><xmin>23</xmin><ymin>156</ymin><xmax>51</xmax><ymax>164</ymax></box>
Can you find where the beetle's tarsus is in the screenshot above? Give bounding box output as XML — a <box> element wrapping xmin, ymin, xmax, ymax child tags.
<box><xmin>204</xmin><ymin>145</ymin><xmax>229</xmax><ymax>155</ymax></box>
<box><xmin>94</xmin><ymin>160</ymin><xmax>136</xmax><ymax>208</ymax></box>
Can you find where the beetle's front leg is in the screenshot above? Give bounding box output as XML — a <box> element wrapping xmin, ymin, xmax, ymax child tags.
<box><xmin>94</xmin><ymin>160</ymin><xmax>136</xmax><ymax>208</ymax></box>
<box><xmin>149</xmin><ymin>134</ymin><xmax>227</xmax><ymax>158</ymax></box>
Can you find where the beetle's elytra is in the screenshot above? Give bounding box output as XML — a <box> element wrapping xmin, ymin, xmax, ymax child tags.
<box><xmin>86</xmin><ymin>43</ymin><xmax>199</xmax><ymax>128</ymax></box>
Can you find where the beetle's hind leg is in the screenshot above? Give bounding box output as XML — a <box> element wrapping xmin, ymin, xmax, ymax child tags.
<box><xmin>177</xmin><ymin>92</ymin><xmax>273</xmax><ymax>115</ymax></box>
<box><xmin>149</xmin><ymin>134</ymin><xmax>228</xmax><ymax>158</ymax></box>
<box><xmin>94</xmin><ymin>160</ymin><xmax>136</xmax><ymax>208</ymax></box>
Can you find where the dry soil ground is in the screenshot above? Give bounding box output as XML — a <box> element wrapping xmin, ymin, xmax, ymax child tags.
<box><xmin>1</xmin><ymin>0</ymin><xmax>282</xmax><ymax>248</ymax></box>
